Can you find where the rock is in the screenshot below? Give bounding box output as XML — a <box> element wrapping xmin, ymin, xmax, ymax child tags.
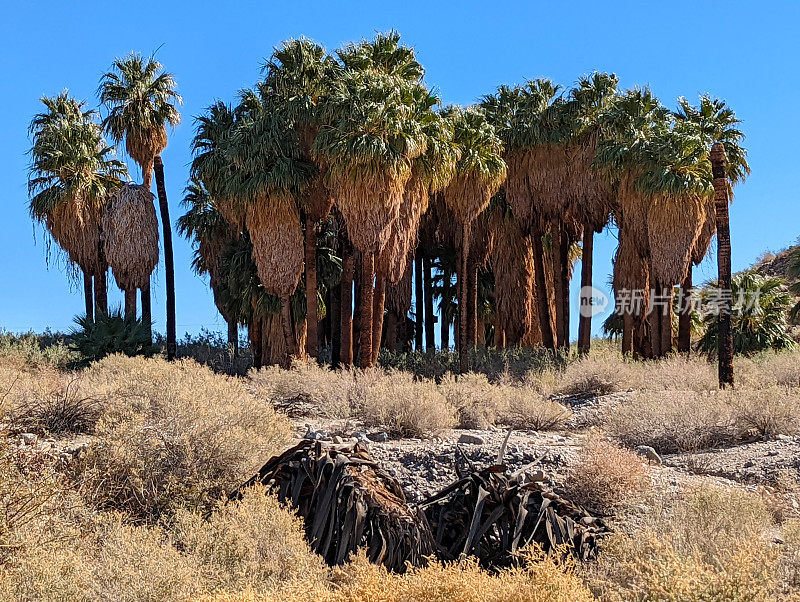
<box><xmin>20</xmin><ymin>433</ymin><xmax>37</xmax><ymax>446</ymax></box>
<box><xmin>635</xmin><ymin>445</ymin><xmax>662</xmax><ymax>466</ymax></box>
<box><xmin>458</xmin><ymin>433</ymin><xmax>485</xmax><ymax>446</ymax></box>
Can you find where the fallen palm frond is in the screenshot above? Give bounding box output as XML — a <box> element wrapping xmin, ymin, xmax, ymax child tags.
<box><xmin>232</xmin><ymin>440</ymin><xmax>435</xmax><ymax>572</ymax></box>
<box><xmin>420</xmin><ymin>461</ymin><xmax>608</xmax><ymax>567</ymax></box>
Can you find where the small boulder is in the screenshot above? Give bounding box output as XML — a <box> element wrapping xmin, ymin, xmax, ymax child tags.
<box><xmin>458</xmin><ymin>433</ymin><xmax>485</xmax><ymax>446</ymax></box>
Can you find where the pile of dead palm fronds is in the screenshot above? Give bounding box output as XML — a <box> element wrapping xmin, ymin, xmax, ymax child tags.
<box><xmin>236</xmin><ymin>440</ymin><xmax>610</xmax><ymax>574</ymax></box>
<box><xmin>232</xmin><ymin>439</ymin><xmax>435</xmax><ymax>572</ymax></box>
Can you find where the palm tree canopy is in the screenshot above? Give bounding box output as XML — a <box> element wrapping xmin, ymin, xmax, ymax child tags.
<box><xmin>99</xmin><ymin>53</ymin><xmax>182</xmax><ymax>168</ymax></box>
<box><xmin>445</xmin><ymin>105</ymin><xmax>506</xmax><ymax>187</ymax></box>
<box><xmin>337</xmin><ymin>30</ymin><xmax>424</xmax><ymax>82</ymax></box>
<box><xmin>313</xmin><ymin>69</ymin><xmax>427</xmax><ymax>182</ymax></box>
<box><xmin>674</xmin><ymin>95</ymin><xmax>750</xmax><ymax>186</ymax></box>
<box><xmin>28</xmin><ymin>92</ymin><xmax>127</xmax><ymax>221</ymax></box>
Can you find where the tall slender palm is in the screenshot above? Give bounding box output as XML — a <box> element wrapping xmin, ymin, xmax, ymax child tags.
<box><xmin>28</xmin><ymin>92</ymin><xmax>127</xmax><ymax>320</ymax></box>
<box><xmin>442</xmin><ymin>106</ymin><xmax>506</xmax><ymax>372</ymax></box>
<box><xmin>99</xmin><ymin>53</ymin><xmax>181</xmax><ymax>357</ymax></box>
<box><xmin>674</xmin><ymin>96</ymin><xmax>750</xmax><ymax>354</ymax></box>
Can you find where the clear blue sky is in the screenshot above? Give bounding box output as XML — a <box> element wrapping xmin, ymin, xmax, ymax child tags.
<box><xmin>2</xmin><ymin>1</ymin><xmax>798</xmax><ymax>341</ymax></box>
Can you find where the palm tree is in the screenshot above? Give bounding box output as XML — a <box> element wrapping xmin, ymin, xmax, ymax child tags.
<box><xmin>442</xmin><ymin>106</ymin><xmax>506</xmax><ymax>372</ymax></box>
<box><xmin>261</xmin><ymin>39</ymin><xmax>339</xmax><ymax>361</ymax></box>
<box><xmin>314</xmin><ymin>55</ymin><xmax>426</xmax><ymax>368</ymax></box>
<box><xmin>481</xmin><ymin>80</ymin><xmax>568</xmax><ymax>349</ymax></box>
<box><xmin>567</xmin><ymin>73</ymin><xmax>619</xmax><ymax>354</ymax></box>
<box><xmin>99</xmin><ymin>53</ymin><xmax>182</xmax><ymax>357</ymax></box>
<box><xmin>674</xmin><ymin>96</ymin><xmax>750</xmax><ymax>355</ymax></box>
<box><xmin>28</xmin><ymin>92</ymin><xmax>127</xmax><ymax>320</ymax></box>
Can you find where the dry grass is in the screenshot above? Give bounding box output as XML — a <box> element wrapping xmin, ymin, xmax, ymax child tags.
<box><xmin>71</xmin><ymin>355</ymin><xmax>291</xmax><ymax>520</ymax></box>
<box><xmin>500</xmin><ymin>387</ymin><xmax>572</xmax><ymax>431</ymax></box>
<box><xmin>439</xmin><ymin>372</ymin><xmax>504</xmax><ymax>429</ymax></box>
<box><xmin>586</xmin><ymin>486</ymin><xmax>781</xmax><ymax>601</ymax></box>
<box><xmin>563</xmin><ymin>436</ymin><xmax>647</xmax><ymax>515</ymax></box>
<box><xmin>174</xmin><ymin>485</ymin><xmax>328</xmax><ymax>594</ymax></box>
<box><xmin>731</xmin><ymin>386</ymin><xmax>800</xmax><ymax>438</ymax></box>
<box><xmin>204</xmin><ymin>548</ymin><xmax>593</xmax><ymax>602</ymax></box>
<box><xmin>605</xmin><ymin>390</ymin><xmax>739</xmax><ymax>454</ymax></box>
<box><xmin>358</xmin><ymin>371</ymin><xmax>457</xmax><ymax>437</ymax></box>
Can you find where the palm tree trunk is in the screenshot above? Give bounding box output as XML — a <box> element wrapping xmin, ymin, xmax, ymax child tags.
<box><xmin>458</xmin><ymin>222</ymin><xmax>472</xmax><ymax>373</ymax></box>
<box><xmin>141</xmin><ymin>285</ymin><xmax>152</xmax><ymax>343</ymax></box>
<box><xmin>678</xmin><ymin>268</ymin><xmax>692</xmax><ymax>354</ymax></box>
<box><xmin>251</xmin><ymin>318</ymin><xmax>263</xmax><ymax>370</ymax></box>
<box><xmin>622</xmin><ymin>311</ymin><xmax>633</xmax><ymax>356</ymax></box>
<box><xmin>304</xmin><ymin>221</ymin><xmax>318</xmax><ymax>360</ymax></box>
<box><xmin>331</xmin><ymin>282</ymin><xmax>342</xmax><ymax>368</ymax></box>
<box><xmin>711</xmin><ymin>143</ymin><xmax>734</xmax><ymax>388</ymax></box>
<box><xmin>441</xmin><ymin>267</ymin><xmax>451</xmax><ymax>351</ymax></box>
<box><xmin>562</xmin><ymin>230</ymin><xmax>572</xmax><ymax>349</ymax></box>
<box><xmin>227</xmin><ymin>319</ymin><xmax>239</xmax><ymax>357</ymax></box>
<box><xmin>153</xmin><ymin>156</ymin><xmax>176</xmax><ymax>361</ymax></box>
<box><xmin>358</xmin><ymin>251</ymin><xmax>375</xmax><ymax>368</ymax></box>
<box><xmin>660</xmin><ymin>286</ymin><xmax>673</xmax><ymax>355</ymax></box>
<box><xmin>578</xmin><ymin>226</ymin><xmax>593</xmax><ymax>355</ymax></box>
<box><xmin>552</xmin><ymin>224</ymin><xmax>565</xmax><ymax>349</ymax></box>
<box><xmin>280</xmin><ymin>298</ymin><xmax>296</xmax><ymax>368</ymax></box>
<box><xmin>385</xmin><ymin>311</ymin><xmax>398</xmax><ymax>352</ymax></box>
<box><xmin>83</xmin><ymin>269</ymin><xmax>94</xmax><ymax>322</ymax></box>
<box><xmin>530</xmin><ymin>224</ymin><xmax>555</xmax><ymax>349</ymax></box>
<box><xmin>414</xmin><ymin>254</ymin><xmax>424</xmax><ymax>351</ymax></box>
<box><xmin>94</xmin><ymin>269</ymin><xmax>107</xmax><ymax>318</ymax></box>
<box><xmin>340</xmin><ymin>248</ymin><xmax>354</xmax><ymax>367</ymax></box>
<box><xmin>423</xmin><ymin>256</ymin><xmax>436</xmax><ymax>351</ymax></box>
<box><xmin>353</xmin><ymin>252</ymin><xmax>362</xmax><ymax>362</ymax></box>
<box><xmin>124</xmin><ymin>289</ymin><xmax>137</xmax><ymax>321</ymax></box>
<box><xmin>371</xmin><ymin>275</ymin><xmax>386</xmax><ymax>365</ymax></box>
<box><xmin>467</xmin><ymin>255</ymin><xmax>478</xmax><ymax>349</ymax></box>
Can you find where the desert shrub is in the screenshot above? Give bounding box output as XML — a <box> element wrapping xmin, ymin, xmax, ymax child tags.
<box><xmin>358</xmin><ymin>371</ymin><xmax>456</xmax><ymax>437</ymax></box>
<box><xmin>0</xmin><ymin>331</ymin><xmax>77</xmax><ymax>369</ymax></box>
<box><xmin>0</xmin><ymin>439</ymin><xmax>67</xmax><ymax>556</ymax></box>
<box><xmin>778</xmin><ymin>519</ymin><xmax>800</xmax><ymax>594</ymax></box>
<box><xmin>439</xmin><ymin>373</ymin><xmax>505</xmax><ymax>429</ymax></box>
<box><xmin>4</xmin><ymin>375</ymin><xmax>101</xmax><ymax>435</ymax></box>
<box><xmin>250</xmin><ymin>361</ymin><xmax>353</xmax><ymax>418</ymax></box>
<box><xmin>587</xmin><ymin>487</ymin><xmax>778</xmax><ymax>600</ymax></box>
<box><xmin>563</xmin><ymin>436</ymin><xmax>647</xmax><ymax>514</ymax></box>
<box><xmin>72</xmin><ymin>356</ymin><xmax>290</xmax><ymax>520</ymax></box>
<box><xmin>175</xmin><ymin>486</ymin><xmax>327</xmax><ymax>593</ymax></box>
<box><xmin>206</xmin><ymin>547</ymin><xmax>593</xmax><ymax>602</ymax></box>
<box><xmin>0</xmin><ymin>514</ymin><xmax>201</xmax><ymax>602</ymax></box>
<box><xmin>589</xmin><ymin>532</ymin><xmax>776</xmax><ymax>602</ymax></box>
<box><xmin>557</xmin><ymin>355</ymin><xmax>626</xmax><ymax>397</ymax></box>
<box><xmin>499</xmin><ymin>387</ymin><xmax>572</xmax><ymax>431</ymax></box>
<box><xmin>731</xmin><ymin>386</ymin><xmax>800</xmax><ymax>438</ymax></box>
<box><xmin>606</xmin><ymin>391</ymin><xmax>739</xmax><ymax>453</ymax></box>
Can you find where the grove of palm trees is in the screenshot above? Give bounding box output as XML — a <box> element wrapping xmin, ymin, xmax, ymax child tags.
<box><xmin>12</xmin><ymin>24</ymin><xmax>800</xmax><ymax>602</ymax></box>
